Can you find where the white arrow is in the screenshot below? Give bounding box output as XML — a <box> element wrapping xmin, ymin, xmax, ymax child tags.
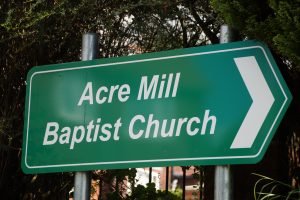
<box><xmin>230</xmin><ymin>56</ymin><xmax>274</xmax><ymax>149</ymax></box>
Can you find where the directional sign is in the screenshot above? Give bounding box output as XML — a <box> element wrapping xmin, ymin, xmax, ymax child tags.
<box><xmin>22</xmin><ymin>40</ymin><xmax>292</xmax><ymax>174</ymax></box>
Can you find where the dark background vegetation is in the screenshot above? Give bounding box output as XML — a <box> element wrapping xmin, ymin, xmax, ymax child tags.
<box><xmin>0</xmin><ymin>0</ymin><xmax>299</xmax><ymax>199</ymax></box>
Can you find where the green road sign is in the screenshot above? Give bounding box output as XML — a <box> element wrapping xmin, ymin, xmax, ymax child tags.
<box><xmin>22</xmin><ymin>40</ymin><xmax>292</xmax><ymax>174</ymax></box>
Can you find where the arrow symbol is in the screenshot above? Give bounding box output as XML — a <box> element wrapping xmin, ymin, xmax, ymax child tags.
<box><xmin>230</xmin><ymin>56</ymin><xmax>274</xmax><ymax>149</ymax></box>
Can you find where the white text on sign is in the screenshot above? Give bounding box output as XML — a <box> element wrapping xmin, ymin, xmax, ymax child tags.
<box><xmin>42</xmin><ymin>72</ymin><xmax>217</xmax><ymax>149</ymax></box>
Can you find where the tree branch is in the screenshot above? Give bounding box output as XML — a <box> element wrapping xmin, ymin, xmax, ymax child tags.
<box><xmin>189</xmin><ymin>2</ymin><xmax>219</xmax><ymax>44</ymax></box>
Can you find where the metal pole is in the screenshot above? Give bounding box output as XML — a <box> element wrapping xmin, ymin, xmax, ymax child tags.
<box><xmin>182</xmin><ymin>167</ymin><xmax>186</xmax><ymax>200</ymax></box>
<box><xmin>149</xmin><ymin>167</ymin><xmax>152</xmax><ymax>183</ymax></box>
<box><xmin>74</xmin><ymin>172</ymin><xmax>91</xmax><ymax>200</ymax></box>
<box><xmin>199</xmin><ymin>167</ymin><xmax>204</xmax><ymax>200</ymax></box>
<box><xmin>214</xmin><ymin>24</ymin><xmax>237</xmax><ymax>200</ymax></box>
<box><xmin>99</xmin><ymin>178</ymin><xmax>103</xmax><ymax>200</ymax></box>
<box><xmin>166</xmin><ymin>167</ymin><xmax>169</xmax><ymax>193</ymax></box>
<box><xmin>81</xmin><ymin>33</ymin><xmax>98</xmax><ymax>61</ymax></box>
<box><xmin>214</xmin><ymin>165</ymin><xmax>232</xmax><ymax>200</ymax></box>
<box><xmin>219</xmin><ymin>25</ymin><xmax>239</xmax><ymax>44</ymax></box>
<box><xmin>74</xmin><ymin>33</ymin><xmax>98</xmax><ymax>200</ymax></box>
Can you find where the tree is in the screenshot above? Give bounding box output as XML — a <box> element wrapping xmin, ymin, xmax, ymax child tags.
<box><xmin>211</xmin><ymin>0</ymin><xmax>300</xmax><ymax>72</ymax></box>
<box><xmin>2</xmin><ymin>0</ymin><xmax>298</xmax><ymax>199</ymax></box>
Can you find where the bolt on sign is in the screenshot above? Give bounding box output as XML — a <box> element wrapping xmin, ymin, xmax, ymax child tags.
<box><xmin>22</xmin><ymin>40</ymin><xmax>292</xmax><ymax>174</ymax></box>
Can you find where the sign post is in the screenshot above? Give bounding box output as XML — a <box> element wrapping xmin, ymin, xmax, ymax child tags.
<box><xmin>74</xmin><ymin>33</ymin><xmax>98</xmax><ymax>200</ymax></box>
<box><xmin>22</xmin><ymin>39</ymin><xmax>292</xmax><ymax>174</ymax></box>
<box><xmin>214</xmin><ymin>24</ymin><xmax>237</xmax><ymax>200</ymax></box>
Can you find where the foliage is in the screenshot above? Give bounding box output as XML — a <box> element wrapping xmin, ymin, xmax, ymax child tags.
<box><xmin>1</xmin><ymin>0</ymin><xmax>299</xmax><ymax>199</ymax></box>
<box><xmin>92</xmin><ymin>168</ymin><xmax>137</xmax><ymax>199</ymax></box>
<box><xmin>107</xmin><ymin>183</ymin><xmax>181</xmax><ymax>200</ymax></box>
<box><xmin>93</xmin><ymin>170</ymin><xmax>182</xmax><ymax>199</ymax></box>
<box><xmin>192</xmin><ymin>166</ymin><xmax>205</xmax><ymax>199</ymax></box>
<box><xmin>211</xmin><ymin>0</ymin><xmax>300</xmax><ymax>71</ymax></box>
<box><xmin>253</xmin><ymin>173</ymin><xmax>300</xmax><ymax>200</ymax></box>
